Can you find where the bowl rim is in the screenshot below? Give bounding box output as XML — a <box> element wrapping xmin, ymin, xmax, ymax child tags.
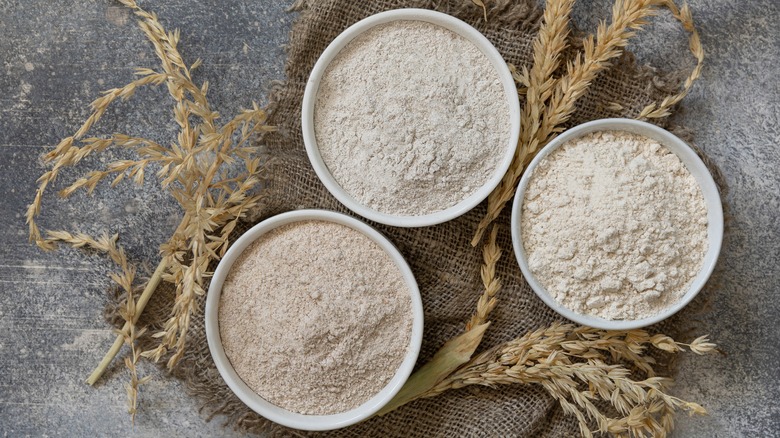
<box><xmin>205</xmin><ymin>209</ymin><xmax>424</xmax><ymax>431</ymax></box>
<box><xmin>510</xmin><ymin>118</ymin><xmax>724</xmax><ymax>330</ymax></box>
<box><xmin>301</xmin><ymin>8</ymin><xmax>521</xmax><ymax>228</ymax></box>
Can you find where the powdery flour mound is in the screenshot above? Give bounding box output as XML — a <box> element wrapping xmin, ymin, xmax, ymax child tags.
<box><xmin>314</xmin><ymin>20</ymin><xmax>510</xmax><ymax>216</ymax></box>
<box><xmin>219</xmin><ymin>220</ymin><xmax>412</xmax><ymax>415</ymax></box>
<box><xmin>521</xmin><ymin>131</ymin><xmax>708</xmax><ymax>320</ymax></box>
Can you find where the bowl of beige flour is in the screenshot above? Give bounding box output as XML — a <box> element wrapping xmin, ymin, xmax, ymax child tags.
<box><xmin>511</xmin><ymin>118</ymin><xmax>723</xmax><ymax>330</ymax></box>
<box><xmin>205</xmin><ymin>210</ymin><xmax>423</xmax><ymax>430</ymax></box>
<box><xmin>302</xmin><ymin>9</ymin><xmax>520</xmax><ymax>227</ymax></box>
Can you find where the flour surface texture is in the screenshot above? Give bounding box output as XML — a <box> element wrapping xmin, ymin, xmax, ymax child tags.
<box><xmin>521</xmin><ymin>131</ymin><xmax>708</xmax><ymax>320</ymax></box>
<box><xmin>314</xmin><ymin>20</ymin><xmax>510</xmax><ymax>216</ymax></box>
<box><xmin>218</xmin><ymin>220</ymin><xmax>412</xmax><ymax>415</ymax></box>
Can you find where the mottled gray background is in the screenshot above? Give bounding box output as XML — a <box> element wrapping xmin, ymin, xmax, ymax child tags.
<box><xmin>0</xmin><ymin>0</ymin><xmax>777</xmax><ymax>437</ymax></box>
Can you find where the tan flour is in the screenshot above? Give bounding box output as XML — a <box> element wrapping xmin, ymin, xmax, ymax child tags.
<box><xmin>314</xmin><ymin>20</ymin><xmax>510</xmax><ymax>216</ymax></box>
<box><xmin>521</xmin><ymin>131</ymin><xmax>708</xmax><ymax>320</ymax></box>
<box><xmin>218</xmin><ymin>220</ymin><xmax>412</xmax><ymax>415</ymax></box>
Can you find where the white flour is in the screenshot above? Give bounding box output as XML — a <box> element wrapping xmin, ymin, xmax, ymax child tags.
<box><xmin>314</xmin><ymin>20</ymin><xmax>510</xmax><ymax>216</ymax></box>
<box><xmin>218</xmin><ymin>220</ymin><xmax>412</xmax><ymax>415</ymax></box>
<box><xmin>521</xmin><ymin>131</ymin><xmax>708</xmax><ymax>320</ymax></box>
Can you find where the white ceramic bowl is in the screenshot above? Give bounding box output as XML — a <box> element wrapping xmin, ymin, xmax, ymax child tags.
<box><xmin>301</xmin><ymin>9</ymin><xmax>521</xmax><ymax>228</ymax></box>
<box><xmin>205</xmin><ymin>209</ymin><xmax>424</xmax><ymax>431</ymax></box>
<box><xmin>511</xmin><ymin>118</ymin><xmax>724</xmax><ymax>330</ymax></box>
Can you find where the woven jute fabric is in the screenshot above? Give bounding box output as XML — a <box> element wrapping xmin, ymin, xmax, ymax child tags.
<box><xmin>126</xmin><ymin>0</ymin><xmax>720</xmax><ymax>436</ymax></box>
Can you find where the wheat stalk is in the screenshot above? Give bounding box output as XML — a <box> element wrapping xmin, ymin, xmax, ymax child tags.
<box><xmin>387</xmin><ymin>3</ymin><xmax>713</xmax><ymax>435</ymax></box>
<box><xmin>537</xmin><ymin>0</ymin><xmax>659</xmax><ymax>137</ymax></box>
<box><xmin>639</xmin><ymin>1</ymin><xmax>704</xmax><ymax>119</ymax></box>
<box><xmin>472</xmin><ymin>0</ymin><xmax>575</xmax><ymax>245</ymax></box>
<box><xmin>473</xmin><ymin>0</ymin><xmax>703</xmax><ymax>246</ymax></box>
<box><xmin>465</xmin><ymin>0</ymin><xmax>696</xmax><ymax>341</ymax></box>
<box><xmin>465</xmin><ymin>0</ymin><xmax>575</xmax><ymax>329</ymax></box>
<box><xmin>465</xmin><ymin>225</ymin><xmax>502</xmax><ymax>330</ymax></box>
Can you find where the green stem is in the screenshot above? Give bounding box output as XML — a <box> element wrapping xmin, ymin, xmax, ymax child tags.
<box><xmin>376</xmin><ymin>322</ymin><xmax>490</xmax><ymax>416</ymax></box>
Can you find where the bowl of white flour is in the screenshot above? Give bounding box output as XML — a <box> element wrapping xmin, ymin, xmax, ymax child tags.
<box><xmin>511</xmin><ymin>118</ymin><xmax>723</xmax><ymax>330</ymax></box>
<box><xmin>205</xmin><ymin>210</ymin><xmax>424</xmax><ymax>430</ymax></box>
<box><xmin>302</xmin><ymin>9</ymin><xmax>520</xmax><ymax>227</ymax></box>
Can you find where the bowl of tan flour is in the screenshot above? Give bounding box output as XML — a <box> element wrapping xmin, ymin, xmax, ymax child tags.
<box><xmin>511</xmin><ymin>119</ymin><xmax>723</xmax><ymax>330</ymax></box>
<box><xmin>205</xmin><ymin>210</ymin><xmax>423</xmax><ymax>431</ymax></box>
<box><xmin>302</xmin><ymin>9</ymin><xmax>520</xmax><ymax>227</ymax></box>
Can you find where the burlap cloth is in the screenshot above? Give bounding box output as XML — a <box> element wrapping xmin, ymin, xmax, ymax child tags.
<box><xmin>126</xmin><ymin>0</ymin><xmax>725</xmax><ymax>436</ymax></box>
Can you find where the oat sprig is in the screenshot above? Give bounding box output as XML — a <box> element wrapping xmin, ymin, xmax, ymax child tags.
<box><xmin>26</xmin><ymin>0</ymin><xmax>273</xmax><ymax>418</ymax></box>
<box><xmin>42</xmin><ymin>231</ymin><xmax>150</xmax><ymax>421</ymax></box>
<box><xmin>121</xmin><ymin>286</ymin><xmax>152</xmax><ymax>425</ymax></box>
<box><xmin>423</xmin><ymin>324</ymin><xmax>716</xmax><ymax>438</ymax></box>
<box><xmin>471</xmin><ymin>0</ymin><xmax>488</xmax><ymax>22</ymax></box>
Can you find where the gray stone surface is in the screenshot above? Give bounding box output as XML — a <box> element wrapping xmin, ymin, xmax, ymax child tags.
<box><xmin>0</xmin><ymin>1</ymin><xmax>292</xmax><ymax>436</ymax></box>
<box><xmin>0</xmin><ymin>0</ymin><xmax>777</xmax><ymax>437</ymax></box>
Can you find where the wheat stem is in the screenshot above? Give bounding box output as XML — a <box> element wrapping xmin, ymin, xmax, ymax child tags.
<box><xmin>86</xmin><ymin>259</ymin><xmax>167</xmax><ymax>385</ymax></box>
<box><xmin>465</xmin><ymin>225</ymin><xmax>502</xmax><ymax>330</ymax></box>
<box><xmin>472</xmin><ymin>0</ymin><xmax>575</xmax><ymax>245</ymax></box>
<box><xmin>473</xmin><ymin>0</ymin><xmax>678</xmax><ymax>246</ymax></box>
